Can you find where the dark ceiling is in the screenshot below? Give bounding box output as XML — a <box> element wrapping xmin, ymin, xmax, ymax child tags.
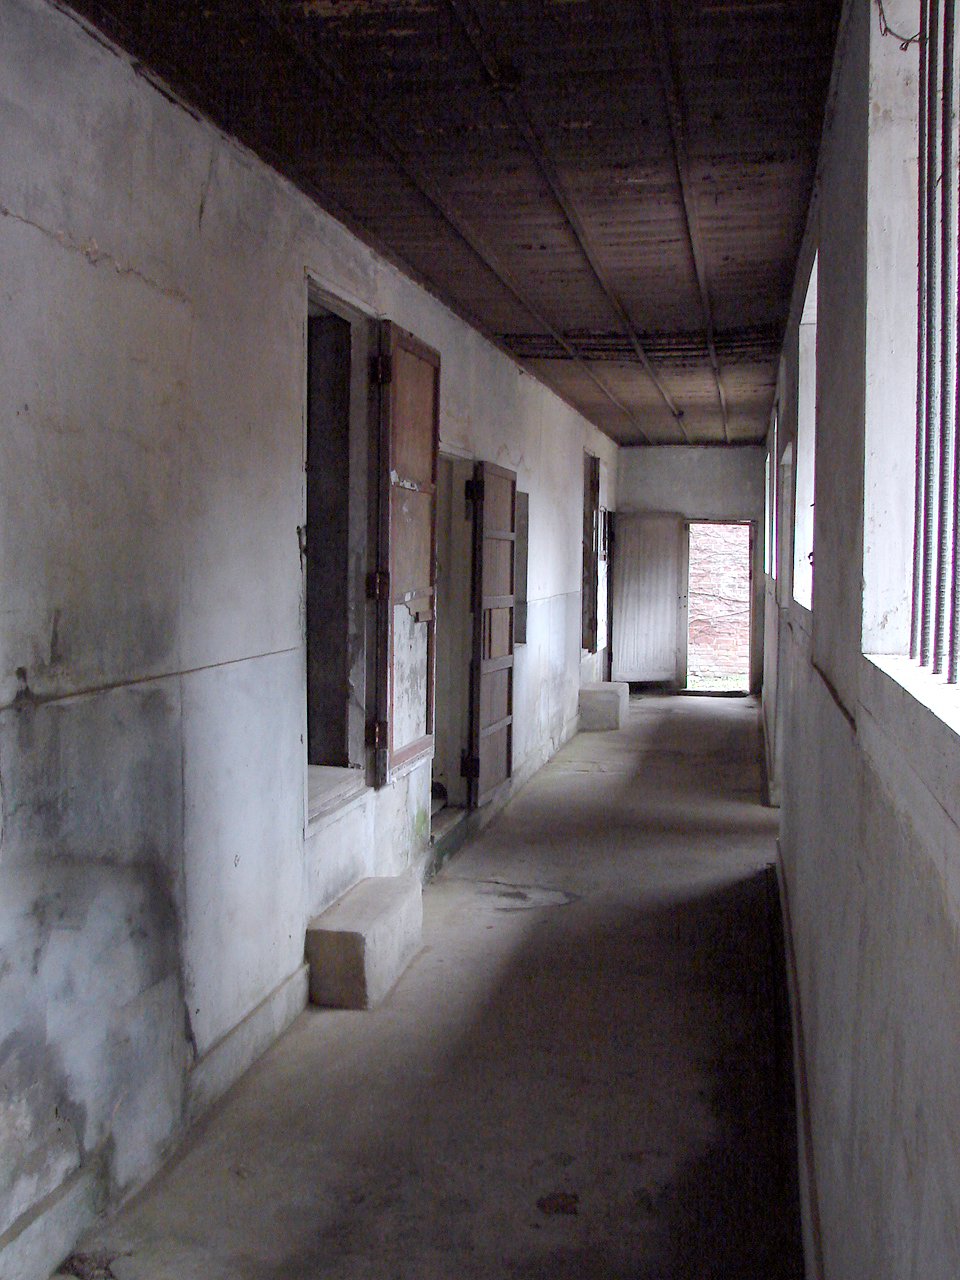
<box><xmin>66</xmin><ymin>0</ymin><xmax>843</xmax><ymax>445</ymax></box>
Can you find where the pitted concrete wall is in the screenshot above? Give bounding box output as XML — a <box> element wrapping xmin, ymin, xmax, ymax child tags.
<box><xmin>0</xmin><ymin>1</ymin><xmax>615</xmax><ymax>1272</ymax></box>
<box><xmin>617</xmin><ymin>445</ymin><xmax>765</xmax><ymax>522</ymax></box>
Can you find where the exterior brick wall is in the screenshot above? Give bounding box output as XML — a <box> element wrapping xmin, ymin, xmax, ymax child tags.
<box><xmin>687</xmin><ymin>523</ymin><xmax>750</xmax><ymax>688</ymax></box>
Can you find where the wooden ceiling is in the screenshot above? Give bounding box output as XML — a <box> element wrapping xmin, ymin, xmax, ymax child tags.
<box><xmin>66</xmin><ymin>0</ymin><xmax>843</xmax><ymax>444</ymax></box>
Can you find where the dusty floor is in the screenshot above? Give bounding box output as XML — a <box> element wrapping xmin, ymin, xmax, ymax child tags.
<box><xmin>59</xmin><ymin>695</ymin><xmax>803</xmax><ymax>1279</ymax></box>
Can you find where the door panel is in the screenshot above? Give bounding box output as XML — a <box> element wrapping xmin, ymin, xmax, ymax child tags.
<box><xmin>374</xmin><ymin>321</ymin><xmax>440</xmax><ymax>784</ymax></box>
<box><xmin>468</xmin><ymin>461</ymin><xmax>517</xmax><ymax>808</ymax></box>
<box><xmin>612</xmin><ymin>513</ymin><xmax>687</xmax><ymax>684</ymax></box>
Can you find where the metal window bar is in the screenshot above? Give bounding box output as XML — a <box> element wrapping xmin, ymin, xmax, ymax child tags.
<box><xmin>914</xmin><ymin>0</ymin><xmax>960</xmax><ymax>681</ymax></box>
<box><xmin>913</xmin><ymin>0</ymin><xmax>929</xmax><ymax>659</ymax></box>
<box><xmin>935</xmin><ymin>0</ymin><xmax>958</xmax><ymax>674</ymax></box>
<box><xmin>919</xmin><ymin>0</ymin><xmax>942</xmax><ymax>667</ymax></box>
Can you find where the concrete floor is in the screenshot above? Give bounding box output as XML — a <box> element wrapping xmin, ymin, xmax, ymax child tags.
<box><xmin>58</xmin><ymin>695</ymin><xmax>803</xmax><ymax>1280</ymax></box>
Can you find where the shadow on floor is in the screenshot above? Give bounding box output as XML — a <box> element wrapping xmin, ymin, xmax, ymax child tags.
<box><xmin>237</xmin><ymin>869</ymin><xmax>802</xmax><ymax>1280</ymax></box>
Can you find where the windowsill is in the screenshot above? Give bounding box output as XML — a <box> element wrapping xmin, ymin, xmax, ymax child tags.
<box><xmin>860</xmin><ymin>653</ymin><xmax>960</xmax><ymax>835</ymax></box>
<box><xmin>865</xmin><ymin>653</ymin><xmax>960</xmax><ymax>739</ymax></box>
<box><xmin>306</xmin><ymin>765</ymin><xmax>367</xmax><ymax>829</ymax></box>
<box><xmin>786</xmin><ymin>596</ymin><xmax>813</xmax><ymax>639</ymax></box>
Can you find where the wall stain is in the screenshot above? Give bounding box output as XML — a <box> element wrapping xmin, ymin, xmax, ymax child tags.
<box><xmin>49</xmin><ymin>610</ymin><xmax>65</xmax><ymax>668</ymax></box>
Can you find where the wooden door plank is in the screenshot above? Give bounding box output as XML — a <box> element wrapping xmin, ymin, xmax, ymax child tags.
<box><xmin>468</xmin><ymin>460</ymin><xmax>517</xmax><ymax>807</ymax></box>
<box><xmin>374</xmin><ymin>320</ymin><xmax>440</xmax><ymax>786</ymax></box>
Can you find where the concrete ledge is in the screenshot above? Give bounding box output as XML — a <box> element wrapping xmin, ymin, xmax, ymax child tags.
<box><xmin>0</xmin><ymin>1161</ymin><xmax>103</xmax><ymax>1280</ymax></box>
<box><xmin>579</xmin><ymin>681</ymin><xmax>629</xmax><ymax>730</ymax></box>
<box><xmin>188</xmin><ymin>963</ymin><xmax>309</xmax><ymax>1122</ymax></box>
<box><xmin>305</xmin><ymin>873</ymin><xmax>422</xmax><ymax>1009</ymax></box>
<box><xmin>307</xmin><ymin>765</ymin><xmax>368</xmax><ymax>828</ymax></box>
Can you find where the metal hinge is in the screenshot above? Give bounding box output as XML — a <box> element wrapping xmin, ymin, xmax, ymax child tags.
<box><xmin>465</xmin><ymin>477</ymin><xmax>484</xmax><ymax>504</ymax></box>
<box><xmin>366</xmin><ymin>569</ymin><xmax>389</xmax><ymax>601</ymax></box>
<box><xmin>371</xmin><ymin>353</ymin><xmax>392</xmax><ymax>386</ymax></box>
<box><xmin>460</xmin><ymin>750</ymin><xmax>480</xmax><ymax>780</ymax></box>
<box><xmin>367</xmin><ymin>720</ymin><xmax>388</xmax><ymax>749</ymax></box>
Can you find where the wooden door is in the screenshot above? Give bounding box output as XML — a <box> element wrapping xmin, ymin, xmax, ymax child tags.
<box><xmin>612</xmin><ymin>513</ymin><xmax>688</xmax><ymax>685</ymax></box>
<box><xmin>466</xmin><ymin>462</ymin><xmax>516</xmax><ymax>808</ymax></box>
<box><xmin>373</xmin><ymin>321</ymin><xmax>440</xmax><ymax>785</ymax></box>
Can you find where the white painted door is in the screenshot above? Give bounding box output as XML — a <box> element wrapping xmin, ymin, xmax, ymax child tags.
<box><xmin>612</xmin><ymin>514</ymin><xmax>688</xmax><ymax>684</ymax></box>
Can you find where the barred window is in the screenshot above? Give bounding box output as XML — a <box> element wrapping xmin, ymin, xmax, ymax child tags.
<box><xmin>913</xmin><ymin>0</ymin><xmax>960</xmax><ymax>678</ymax></box>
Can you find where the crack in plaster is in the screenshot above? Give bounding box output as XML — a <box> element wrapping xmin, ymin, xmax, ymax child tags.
<box><xmin>0</xmin><ymin>646</ymin><xmax>300</xmax><ymax>715</ymax></box>
<box><xmin>0</xmin><ymin>203</ymin><xmax>192</xmax><ymax>308</ymax></box>
<box><xmin>197</xmin><ymin>144</ymin><xmax>218</xmax><ymax>231</ymax></box>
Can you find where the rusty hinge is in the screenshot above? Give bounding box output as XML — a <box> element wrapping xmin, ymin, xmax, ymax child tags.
<box><xmin>465</xmin><ymin>477</ymin><xmax>484</xmax><ymax>504</ymax></box>
<box><xmin>366</xmin><ymin>569</ymin><xmax>389</xmax><ymax>601</ymax></box>
<box><xmin>367</xmin><ymin>720</ymin><xmax>388</xmax><ymax>750</ymax></box>
<box><xmin>460</xmin><ymin>750</ymin><xmax>480</xmax><ymax>780</ymax></box>
<box><xmin>371</xmin><ymin>353</ymin><xmax>392</xmax><ymax>386</ymax></box>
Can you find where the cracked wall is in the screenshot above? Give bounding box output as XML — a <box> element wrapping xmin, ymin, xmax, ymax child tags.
<box><xmin>0</xmin><ymin>0</ymin><xmax>617</xmax><ymax>1273</ymax></box>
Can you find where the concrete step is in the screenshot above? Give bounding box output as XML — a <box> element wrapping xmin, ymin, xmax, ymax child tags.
<box><xmin>305</xmin><ymin>873</ymin><xmax>422</xmax><ymax>1009</ymax></box>
<box><xmin>579</xmin><ymin>681</ymin><xmax>629</xmax><ymax>730</ymax></box>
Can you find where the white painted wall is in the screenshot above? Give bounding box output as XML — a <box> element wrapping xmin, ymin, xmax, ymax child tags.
<box><xmin>0</xmin><ymin>1</ymin><xmax>616</xmax><ymax>1272</ymax></box>
<box><xmin>771</xmin><ymin>4</ymin><xmax>960</xmax><ymax>1277</ymax></box>
<box><xmin>618</xmin><ymin>445</ymin><xmax>766</xmax><ymax>521</ymax></box>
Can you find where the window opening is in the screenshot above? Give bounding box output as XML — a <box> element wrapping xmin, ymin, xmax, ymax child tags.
<box><xmin>305</xmin><ymin>305</ymin><xmax>352</xmax><ymax>771</ymax></box>
<box><xmin>766</xmin><ymin>404</ymin><xmax>778</xmax><ymax>580</ymax></box>
<box><xmin>686</xmin><ymin>522</ymin><xmax>751</xmax><ymax>692</ymax></box>
<box><xmin>303</xmin><ymin>288</ymin><xmax>373</xmax><ymax>826</ymax></box>
<box><xmin>777</xmin><ymin>443</ymin><xmax>794</xmax><ymax>609</ymax></box>
<box><xmin>582</xmin><ymin>453</ymin><xmax>601</xmax><ymax>651</ymax></box>
<box><xmin>794</xmin><ymin>255</ymin><xmax>818</xmax><ymax>610</ymax></box>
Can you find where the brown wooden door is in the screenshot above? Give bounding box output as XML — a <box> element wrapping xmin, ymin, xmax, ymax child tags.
<box><xmin>373</xmin><ymin>321</ymin><xmax>440</xmax><ymax>786</ymax></box>
<box><xmin>466</xmin><ymin>461</ymin><xmax>516</xmax><ymax>808</ymax></box>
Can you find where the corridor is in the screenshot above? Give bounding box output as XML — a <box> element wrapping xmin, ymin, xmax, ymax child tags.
<box><xmin>60</xmin><ymin>696</ymin><xmax>802</xmax><ymax>1280</ymax></box>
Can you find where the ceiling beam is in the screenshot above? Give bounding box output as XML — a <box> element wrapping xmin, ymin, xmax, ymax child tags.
<box><xmin>444</xmin><ymin>0</ymin><xmax>689</xmax><ymax>443</ymax></box>
<box><xmin>644</xmin><ymin>0</ymin><xmax>730</xmax><ymax>442</ymax></box>
<box><xmin>255</xmin><ymin>0</ymin><xmax>649</xmax><ymax>442</ymax></box>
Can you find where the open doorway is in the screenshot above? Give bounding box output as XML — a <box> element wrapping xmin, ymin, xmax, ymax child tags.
<box><xmin>686</xmin><ymin>522</ymin><xmax>751</xmax><ymax>692</ymax></box>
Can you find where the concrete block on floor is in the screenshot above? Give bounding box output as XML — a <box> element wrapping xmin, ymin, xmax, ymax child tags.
<box><xmin>579</xmin><ymin>681</ymin><xmax>629</xmax><ymax>730</ymax></box>
<box><xmin>305</xmin><ymin>873</ymin><xmax>422</xmax><ymax>1009</ymax></box>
